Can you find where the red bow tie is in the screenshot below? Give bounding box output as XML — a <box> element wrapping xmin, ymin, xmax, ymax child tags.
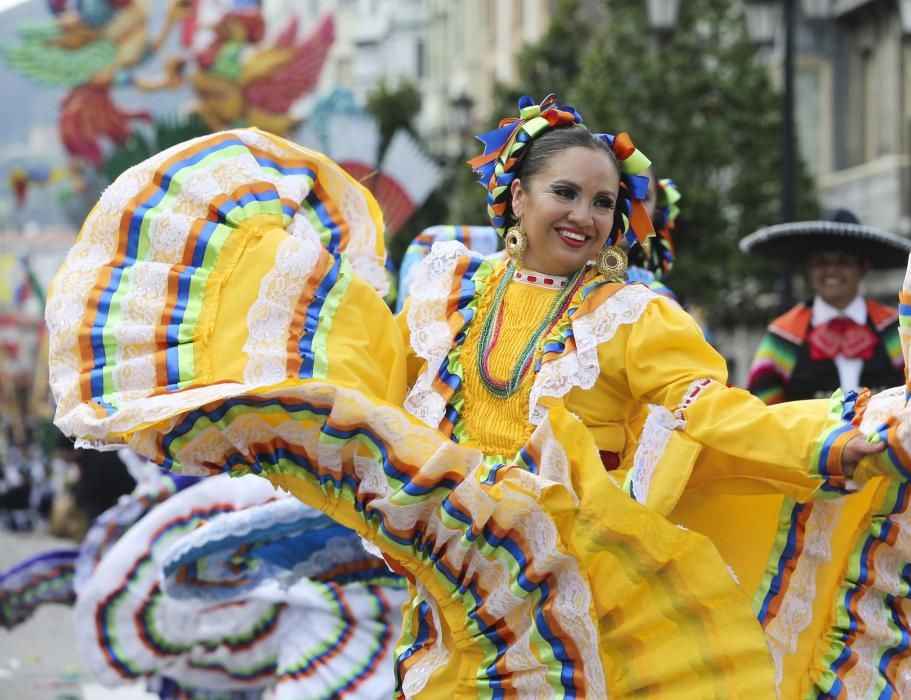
<box><xmin>806</xmin><ymin>317</ymin><xmax>878</xmax><ymax>361</ymax></box>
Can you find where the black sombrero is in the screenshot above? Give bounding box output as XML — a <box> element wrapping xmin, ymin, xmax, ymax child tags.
<box><xmin>739</xmin><ymin>209</ymin><xmax>911</xmax><ymax>270</ymax></box>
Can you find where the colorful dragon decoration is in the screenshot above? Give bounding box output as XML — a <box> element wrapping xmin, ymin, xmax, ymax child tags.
<box><xmin>1</xmin><ymin>0</ymin><xmax>336</xmax><ymax>166</ymax></box>
<box><xmin>1</xmin><ymin>0</ymin><xmax>441</xmax><ymax>269</ymax></box>
<box><xmin>187</xmin><ymin>9</ymin><xmax>335</xmax><ymax>135</ymax></box>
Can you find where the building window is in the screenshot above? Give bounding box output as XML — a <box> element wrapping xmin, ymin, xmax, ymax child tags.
<box><xmin>862</xmin><ymin>47</ymin><xmax>877</xmax><ymax>161</ymax></box>
<box><xmin>845</xmin><ymin>36</ymin><xmax>874</xmax><ymax>168</ymax></box>
<box><xmin>796</xmin><ymin>56</ymin><xmax>832</xmax><ymax>176</ymax></box>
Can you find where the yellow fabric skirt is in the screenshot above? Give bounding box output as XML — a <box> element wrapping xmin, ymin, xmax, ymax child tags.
<box><xmin>131</xmin><ymin>380</ymin><xmax>776</xmax><ymax>698</ymax></box>
<box><xmin>675</xmin><ymin>477</ymin><xmax>911</xmax><ymax>699</ymax></box>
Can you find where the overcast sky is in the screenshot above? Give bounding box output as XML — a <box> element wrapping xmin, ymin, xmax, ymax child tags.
<box><xmin>0</xmin><ymin>0</ymin><xmax>28</xmax><ymax>14</ymax></box>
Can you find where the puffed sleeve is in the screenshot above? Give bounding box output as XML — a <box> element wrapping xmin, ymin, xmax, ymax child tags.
<box><xmin>617</xmin><ymin>297</ymin><xmax>867</xmax><ymax>513</ymax></box>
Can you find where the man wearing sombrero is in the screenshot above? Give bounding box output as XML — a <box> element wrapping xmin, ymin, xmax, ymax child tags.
<box><xmin>741</xmin><ymin>208</ymin><xmax>910</xmax><ymax>404</ymax></box>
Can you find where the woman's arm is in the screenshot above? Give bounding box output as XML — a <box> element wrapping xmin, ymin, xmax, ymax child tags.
<box><xmin>621</xmin><ymin>297</ymin><xmax>889</xmax><ymax>509</ymax></box>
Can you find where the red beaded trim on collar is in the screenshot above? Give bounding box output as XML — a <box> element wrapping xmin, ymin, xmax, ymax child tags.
<box><xmin>513</xmin><ymin>269</ymin><xmax>568</xmax><ymax>289</ymax></box>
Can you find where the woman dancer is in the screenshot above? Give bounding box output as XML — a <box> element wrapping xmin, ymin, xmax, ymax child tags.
<box><xmin>625</xmin><ymin>169</ymin><xmax>680</xmax><ymax>299</ymax></box>
<box><xmin>45</xmin><ymin>97</ymin><xmax>910</xmax><ymax>698</ymax></box>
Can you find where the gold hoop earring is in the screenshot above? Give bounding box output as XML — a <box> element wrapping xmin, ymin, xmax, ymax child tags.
<box><xmin>505</xmin><ymin>225</ymin><xmax>528</xmax><ymax>264</ymax></box>
<box><xmin>596</xmin><ymin>245</ymin><xmax>628</xmax><ymax>281</ymax></box>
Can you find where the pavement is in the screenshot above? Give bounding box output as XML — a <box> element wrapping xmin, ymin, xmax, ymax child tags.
<box><xmin>0</xmin><ymin>528</ymin><xmax>156</xmax><ymax>700</ymax></box>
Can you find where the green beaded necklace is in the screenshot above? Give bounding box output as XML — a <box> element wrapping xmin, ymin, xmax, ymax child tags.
<box><xmin>476</xmin><ymin>262</ymin><xmax>586</xmax><ymax>399</ymax></box>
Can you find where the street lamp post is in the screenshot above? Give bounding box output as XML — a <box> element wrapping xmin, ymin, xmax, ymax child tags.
<box><xmin>779</xmin><ymin>0</ymin><xmax>797</xmax><ymax>309</ymax></box>
<box><xmin>645</xmin><ymin>0</ymin><xmax>681</xmax><ymax>34</ymax></box>
<box><xmin>646</xmin><ymin>0</ymin><xmax>792</xmax><ymax>304</ymax></box>
<box><xmin>744</xmin><ymin>0</ymin><xmax>797</xmax><ymax>227</ymax></box>
<box><xmin>647</xmin><ymin>0</ymin><xmax>831</xmax><ymax>308</ymax></box>
<box><xmin>448</xmin><ymin>92</ymin><xmax>475</xmax><ymax>219</ymax></box>
<box><xmin>744</xmin><ymin>0</ymin><xmax>833</xmax><ymax>308</ymax></box>
<box><xmin>450</xmin><ymin>92</ymin><xmax>475</xmax><ymax>159</ymax></box>
<box><xmin>743</xmin><ymin>0</ymin><xmax>799</xmax><ymax>309</ymax></box>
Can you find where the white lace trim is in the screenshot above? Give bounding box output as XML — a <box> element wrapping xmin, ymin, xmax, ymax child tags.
<box><xmin>762</xmin><ymin>500</ymin><xmax>842</xmax><ymax>692</ymax></box>
<box><xmin>839</xmin><ymin>490</ymin><xmax>911</xmax><ymax>697</ymax></box>
<box><xmin>399</xmin><ymin>581</ymin><xmax>451</xmax><ymax>698</ymax></box>
<box><xmin>629</xmin><ymin>405</ymin><xmax>683</xmax><ymax>505</ymax></box>
<box><xmin>61</xmin><ymin>381</ymin><xmax>263</xmax><ymax>443</ymax></box>
<box><xmin>308</xmin><ymin>143</ymin><xmax>388</xmax><ymax>295</ymax></box>
<box><xmin>48</xmin><ymin>128</ymin><xmax>388</xmax><ymax>439</ymax></box>
<box><xmin>243</xmin><ymin>234</ymin><xmax>322</xmax><ymax>385</ymax></box>
<box><xmin>349</xmin><ymin>254</ymin><xmax>390</xmax><ymax>298</ymax></box>
<box><xmin>859</xmin><ymin>385</ymin><xmax>906</xmax><ymax>433</ymax></box>
<box><xmin>528</xmin><ymin>284</ymin><xmax>655</xmax><ymax>424</ymax></box>
<box><xmin>405</xmin><ymin>240</ymin><xmax>480</xmax><ymax>427</ymax></box>
<box><xmin>46</xmin><ymin>211</ymin><xmax>121</xmax><ymax>426</ymax></box>
<box><xmin>857</xmin><ymin>386</ymin><xmax>911</xmax><ymax>486</ymax></box>
<box><xmin>675</xmin><ymin>378</ymin><xmax>715</xmax><ymax>420</ymax></box>
<box><xmin>626</xmin><ymin>380</ymin><xmax>715</xmax><ymax>505</ymax></box>
<box><xmin>113</xmin><ymin>260</ymin><xmax>170</xmax><ymax>402</ymax></box>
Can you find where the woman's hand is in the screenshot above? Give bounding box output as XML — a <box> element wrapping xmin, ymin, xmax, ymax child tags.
<box><xmin>841</xmin><ymin>433</ymin><xmax>886</xmax><ymax>479</ymax></box>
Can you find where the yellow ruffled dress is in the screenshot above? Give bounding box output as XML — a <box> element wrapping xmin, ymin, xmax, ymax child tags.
<box><xmin>609</xmin><ymin>314</ymin><xmax>911</xmax><ymax>697</ymax></box>
<box><xmin>662</xmin><ymin>391</ymin><xmax>911</xmax><ymax>700</ymax></box>
<box><xmin>48</xmin><ymin>128</ymin><xmax>906</xmax><ymax>698</ymax></box>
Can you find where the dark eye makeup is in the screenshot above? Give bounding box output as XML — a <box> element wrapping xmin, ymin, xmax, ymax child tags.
<box><xmin>551</xmin><ymin>185</ymin><xmax>576</xmax><ymax>199</ymax></box>
<box><xmin>549</xmin><ymin>182</ymin><xmax>615</xmax><ymax>209</ymax></box>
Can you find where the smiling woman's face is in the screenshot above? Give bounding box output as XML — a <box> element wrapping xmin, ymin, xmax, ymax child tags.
<box><xmin>509</xmin><ymin>146</ymin><xmax>621</xmax><ymax>277</ymax></box>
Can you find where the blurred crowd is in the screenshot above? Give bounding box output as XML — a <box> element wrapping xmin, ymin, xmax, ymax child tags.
<box><xmin>0</xmin><ymin>422</ymin><xmax>135</xmax><ymax>542</ymax></box>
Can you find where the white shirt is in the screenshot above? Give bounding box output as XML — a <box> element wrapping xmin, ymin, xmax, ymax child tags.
<box><xmin>811</xmin><ymin>294</ymin><xmax>867</xmax><ymax>391</ymax></box>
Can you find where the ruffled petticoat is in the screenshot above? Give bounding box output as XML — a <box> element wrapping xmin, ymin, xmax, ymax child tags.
<box><xmin>161</xmin><ymin>495</ymin><xmax>407</xmax><ymax>699</ymax></box>
<box><xmin>75</xmin><ymin>472</ymin><xmax>405</xmax><ymax>699</ymax></box>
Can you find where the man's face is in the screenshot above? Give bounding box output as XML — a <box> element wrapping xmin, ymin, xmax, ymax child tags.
<box><xmin>806</xmin><ymin>250</ymin><xmax>869</xmax><ymax>309</ymax></box>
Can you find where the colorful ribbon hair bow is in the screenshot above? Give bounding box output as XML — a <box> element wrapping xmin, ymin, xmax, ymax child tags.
<box><xmin>643</xmin><ymin>178</ymin><xmax>682</xmax><ymax>278</ymax></box>
<box><xmin>468</xmin><ymin>94</ymin><xmax>582</xmax><ymax>237</ymax></box>
<box><xmin>594</xmin><ymin>132</ymin><xmax>655</xmax><ymax>248</ymax></box>
<box><xmin>637</xmin><ymin>178</ymin><xmax>681</xmax><ymax>279</ymax></box>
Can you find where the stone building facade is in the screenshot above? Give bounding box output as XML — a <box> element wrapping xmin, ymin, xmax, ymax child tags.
<box><xmin>794</xmin><ymin>0</ymin><xmax>911</xmax><ymax>237</ymax></box>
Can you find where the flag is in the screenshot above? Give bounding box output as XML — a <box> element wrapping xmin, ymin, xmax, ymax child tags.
<box><xmin>0</xmin><ymin>254</ymin><xmax>15</xmax><ymax>304</ymax></box>
<box><xmin>16</xmin><ymin>256</ymin><xmax>46</xmax><ymax>309</ymax></box>
<box><xmin>13</xmin><ymin>272</ymin><xmax>31</xmax><ymax>305</ymax></box>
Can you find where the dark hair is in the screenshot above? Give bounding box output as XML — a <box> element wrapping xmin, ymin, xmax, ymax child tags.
<box><xmin>509</xmin><ymin>125</ymin><xmax>625</xmax><ymax>231</ymax></box>
<box><xmin>516</xmin><ymin>126</ymin><xmax>619</xmax><ymax>182</ymax></box>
